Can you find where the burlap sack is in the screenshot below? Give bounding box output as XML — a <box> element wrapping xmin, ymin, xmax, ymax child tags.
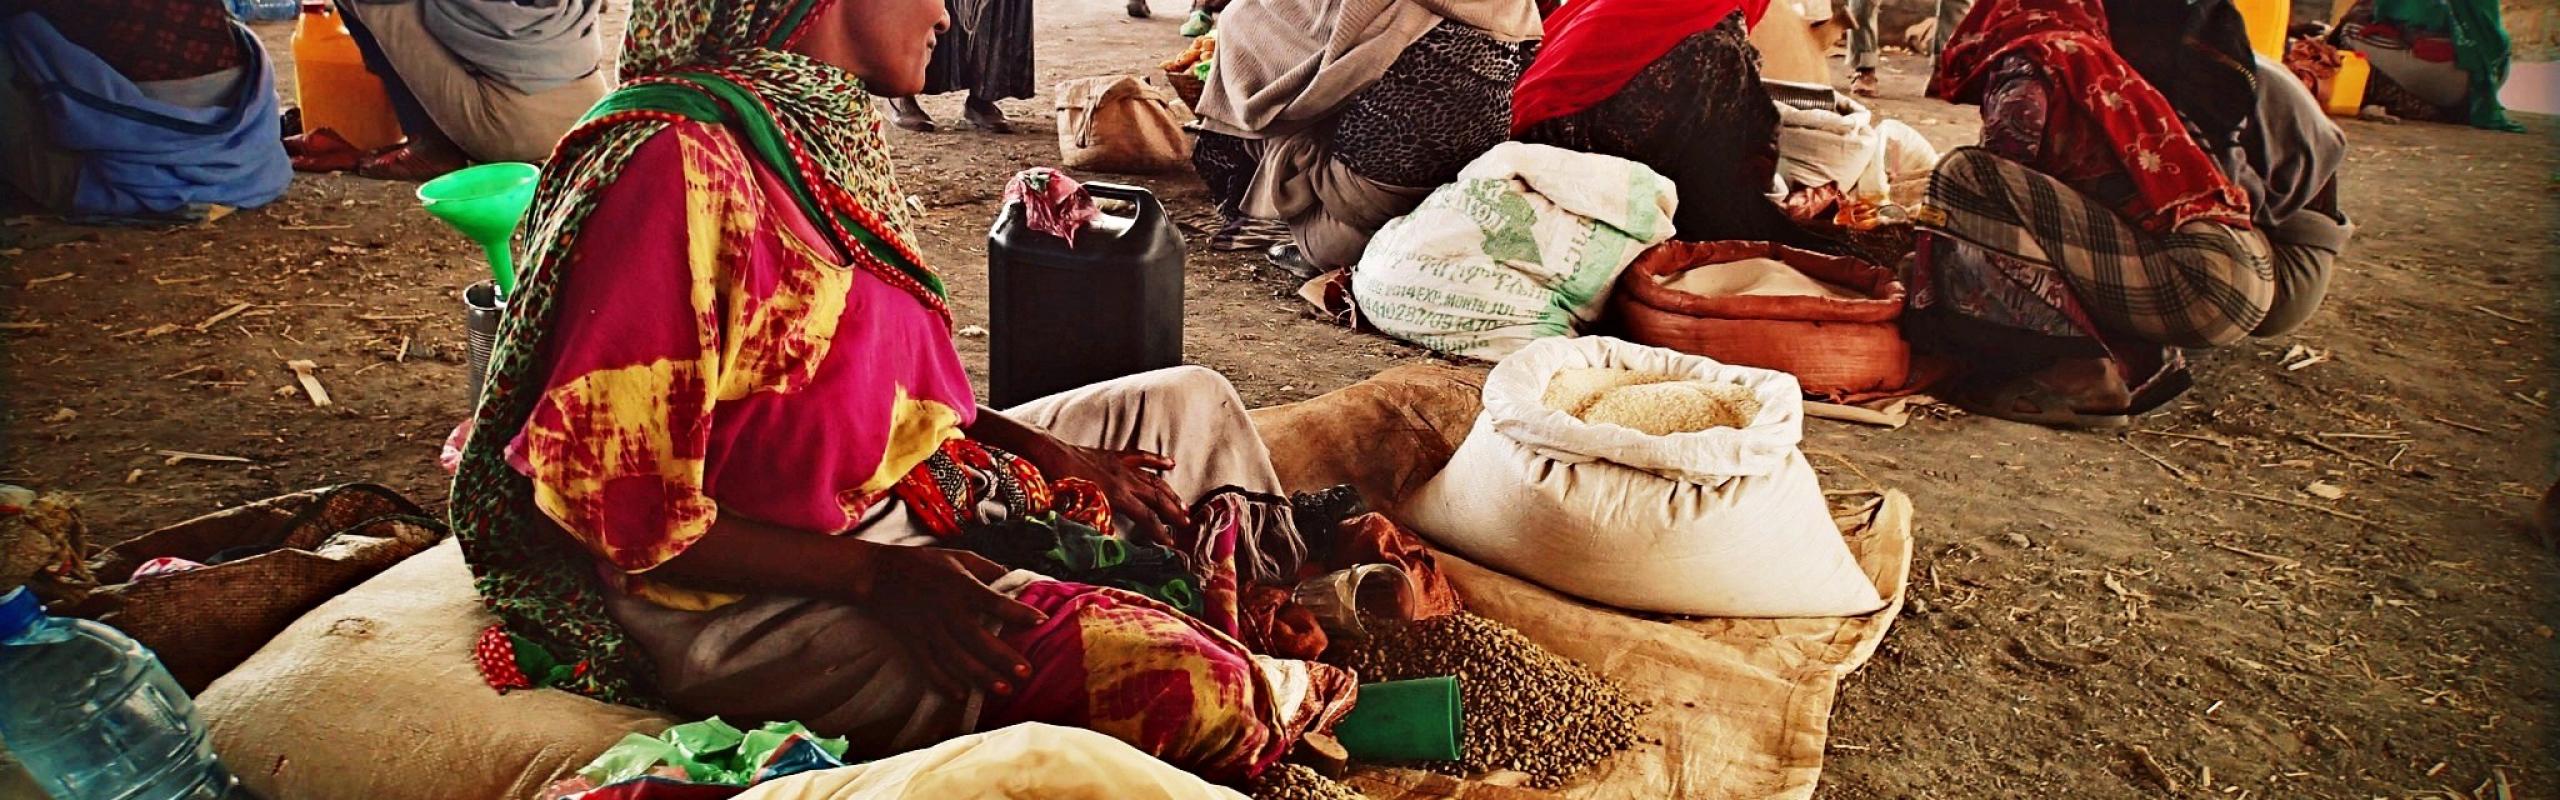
<box><xmin>1246</xmin><ymin>363</ymin><xmax>1487</xmax><ymax>513</ymax></box>
<box><xmin>62</xmin><ymin>484</ymin><xmax>445</xmax><ymax>692</ymax></box>
<box><xmin>1055</xmin><ymin>75</ymin><xmax>1194</xmax><ymax>174</ymax></box>
<box><xmin>198</xmin><ymin>540</ymin><xmax>674</xmax><ymax>800</ymax></box>
<box><xmin>1354</xmin><ymin>491</ymin><xmax>1913</xmax><ymax>799</ymax></box>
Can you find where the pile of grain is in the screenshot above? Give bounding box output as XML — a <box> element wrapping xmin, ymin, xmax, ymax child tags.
<box><xmin>1249</xmin><ymin>763</ymin><xmax>1363</xmax><ymax>800</ymax></box>
<box><xmin>1540</xmin><ymin>367</ymin><xmax>1762</xmax><ymax>435</ymax></box>
<box><xmin>1338</xmin><ymin>613</ymin><xmax>1646</xmax><ymax>788</ymax></box>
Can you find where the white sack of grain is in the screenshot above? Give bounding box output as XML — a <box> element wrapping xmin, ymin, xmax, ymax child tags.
<box><xmin>1397</xmin><ymin>336</ymin><xmax>1883</xmax><ymax>617</ymax></box>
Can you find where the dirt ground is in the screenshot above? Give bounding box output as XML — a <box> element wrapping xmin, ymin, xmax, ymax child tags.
<box><xmin>2</xmin><ymin>4</ymin><xmax>2554</xmax><ymax>798</ymax></box>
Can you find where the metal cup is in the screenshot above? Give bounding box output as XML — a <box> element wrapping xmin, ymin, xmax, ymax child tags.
<box><xmin>463</xmin><ymin>280</ymin><xmax>503</xmax><ymax>408</ymax></box>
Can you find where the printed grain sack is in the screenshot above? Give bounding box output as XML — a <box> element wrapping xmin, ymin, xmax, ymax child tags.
<box><xmin>1397</xmin><ymin>337</ymin><xmax>1884</xmax><ymax>617</ymax></box>
<box><xmin>1349</xmin><ymin>143</ymin><xmax>1676</xmax><ymax>361</ymax></box>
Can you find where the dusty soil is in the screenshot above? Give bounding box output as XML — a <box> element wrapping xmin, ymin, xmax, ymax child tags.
<box><xmin>2</xmin><ymin>4</ymin><xmax>2554</xmax><ymax>798</ymax></box>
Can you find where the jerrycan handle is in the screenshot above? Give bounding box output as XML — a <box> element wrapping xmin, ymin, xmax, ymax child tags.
<box><xmin>1080</xmin><ymin>182</ymin><xmax>1160</xmax><ymax>241</ymax></box>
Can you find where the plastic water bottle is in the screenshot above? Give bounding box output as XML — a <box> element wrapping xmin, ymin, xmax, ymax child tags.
<box><xmin>0</xmin><ymin>587</ymin><xmax>243</xmax><ymax>800</ymax></box>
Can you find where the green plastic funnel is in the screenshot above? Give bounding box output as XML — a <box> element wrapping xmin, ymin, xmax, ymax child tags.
<box><xmin>1335</xmin><ymin>676</ymin><xmax>1462</xmax><ymax>762</ymax></box>
<box><xmin>418</xmin><ymin>162</ymin><xmax>540</xmax><ymax>294</ymax></box>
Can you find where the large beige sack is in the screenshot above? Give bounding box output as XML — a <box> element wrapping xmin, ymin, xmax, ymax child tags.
<box><xmin>1398</xmin><ymin>337</ymin><xmax>1883</xmax><ymax>617</ymax></box>
<box><xmin>197</xmin><ymin>540</ymin><xmax>673</xmax><ymax>800</ymax></box>
<box><xmin>736</xmin><ymin>723</ymin><xmax>1246</xmax><ymax>800</ymax></box>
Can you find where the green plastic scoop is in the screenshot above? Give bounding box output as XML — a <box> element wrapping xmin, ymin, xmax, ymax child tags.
<box><xmin>418</xmin><ymin>162</ymin><xmax>541</xmax><ymax>295</ymax></box>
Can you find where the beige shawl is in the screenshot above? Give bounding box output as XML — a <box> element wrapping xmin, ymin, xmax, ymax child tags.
<box><xmin>1195</xmin><ymin>0</ymin><xmax>1543</xmax><ymax>138</ymax></box>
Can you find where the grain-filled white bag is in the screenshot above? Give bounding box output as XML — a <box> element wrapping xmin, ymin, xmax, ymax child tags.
<box><xmin>1398</xmin><ymin>337</ymin><xmax>1885</xmax><ymax>617</ymax></box>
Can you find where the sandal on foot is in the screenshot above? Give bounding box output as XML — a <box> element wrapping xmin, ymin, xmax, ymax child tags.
<box><xmin>964</xmin><ymin>102</ymin><xmax>1014</xmax><ymax>134</ymax></box>
<box><xmin>356</xmin><ymin>145</ymin><xmax>469</xmax><ymax>182</ymax></box>
<box><xmin>888</xmin><ymin>99</ymin><xmax>937</xmax><ymax>132</ymax></box>
<box><xmin>286</xmin><ymin>129</ymin><xmax>364</xmax><ymax>173</ymax></box>
<box><xmin>1181</xmin><ymin>9</ymin><xmax>1214</xmax><ymax>36</ymax></box>
<box><xmin>1848</xmin><ymin>70</ymin><xmax>1881</xmax><ymax>98</ymax></box>
<box><xmin>1950</xmin><ymin>377</ymin><xmax>2132</xmax><ymax>431</ymax></box>
<box><xmin>1266</xmin><ymin>243</ymin><xmax>1321</xmax><ymax>280</ymax></box>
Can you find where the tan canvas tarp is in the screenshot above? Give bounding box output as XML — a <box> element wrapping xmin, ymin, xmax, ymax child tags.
<box><xmin>1356</xmin><ymin>491</ymin><xmax>1913</xmax><ymax>800</ymax></box>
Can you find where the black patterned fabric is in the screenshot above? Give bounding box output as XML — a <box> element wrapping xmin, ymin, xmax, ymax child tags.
<box><xmin>1513</xmin><ymin>15</ymin><xmax>1851</xmax><ymax>255</ymax></box>
<box><xmin>1328</xmin><ymin>22</ymin><xmax>1539</xmax><ymax>188</ymax></box>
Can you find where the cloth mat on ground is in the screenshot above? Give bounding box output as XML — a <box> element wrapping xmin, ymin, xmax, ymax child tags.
<box><xmin>1363</xmin><ymin>490</ymin><xmax>1913</xmax><ymax>799</ymax></box>
<box><xmin>731</xmin><ymin>723</ymin><xmax>1246</xmax><ymax>799</ymax></box>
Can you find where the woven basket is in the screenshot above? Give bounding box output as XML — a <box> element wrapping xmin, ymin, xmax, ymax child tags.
<box><xmin>1608</xmin><ymin>240</ymin><xmax>1911</xmax><ymax>399</ymax></box>
<box><xmin>63</xmin><ymin>484</ymin><xmax>447</xmax><ymax>692</ymax></box>
<box><xmin>1165</xmin><ymin>68</ymin><xmax>1205</xmax><ymax>110</ymax></box>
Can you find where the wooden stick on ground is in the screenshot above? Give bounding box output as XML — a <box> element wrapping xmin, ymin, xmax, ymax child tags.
<box><xmin>2211</xmin><ymin>542</ymin><xmax>2301</xmax><ymax>569</ymax></box>
<box><xmin>2472</xmin><ymin>305</ymin><xmax>2529</xmax><ymax>325</ymax></box>
<box><xmin>193</xmin><ymin>301</ymin><xmax>254</xmax><ymax>332</ymax></box>
<box><xmin>2295</xmin><ymin>434</ymin><xmax>2401</xmax><ymax>474</ymax></box>
<box><xmin>155</xmin><ymin>450</ymin><xmax>253</xmax><ymax>466</ymax></box>
<box><xmin>2124</xmin><ymin>439</ymin><xmax>2192</xmax><ymax>482</ymax></box>
<box><xmin>0</xmin><ymin>322</ymin><xmax>49</xmax><ymax>332</ymax></box>
<box><xmin>1806</xmin><ymin>400</ymin><xmax>1910</xmax><ymax>428</ymax></box>
<box><xmin>2132</xmin><ymin>429</ymin><xmax>2234</xmax><ymax>447</ymax></box>
<box><xmin>2428</xmin><ymin>416</ymin><xmax>2491</xmax><ymax>435</ymax></box>
<box><xmin>2197</xmin><ymin>486</ymin><xmax>2383</xmax><ymax>528</ymax></box>
<box><xmin>286</xmin><ymin>359</ymin><xmax>333</xmax><ymax>407</ymax></box>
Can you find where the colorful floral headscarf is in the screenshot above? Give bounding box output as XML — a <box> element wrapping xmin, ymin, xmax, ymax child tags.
<box><xmin>1929</xmin><ymin>0</ymin><xmax>2255</xmax><ymax>232</ymax></box>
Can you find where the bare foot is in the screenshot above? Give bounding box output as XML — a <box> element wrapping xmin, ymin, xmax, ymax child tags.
<box><xmin>1127</xmin><ymin>0</ymin><xmax>1151</xmax><ymax>17</ymax></box>
<box><xmin>888</xmin><ymin>97</ymin><xmax>936</xmax><ymax>132</ymax></box>
<box><xmin>964</xmin><ymin>97</ymin><xmax>1013</xmax><ymax>134</ymax></box>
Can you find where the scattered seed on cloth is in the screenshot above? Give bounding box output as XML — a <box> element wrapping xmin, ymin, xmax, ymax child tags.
<box><xmin>1250</xmin><ymin>763</ymin><xmax>1362</xmax><ymax>800</ymax></box>
<box><xmin>1337</xmin><ymin>612</ymin><xmax>1647</xmax><ymax>788</ymax></box>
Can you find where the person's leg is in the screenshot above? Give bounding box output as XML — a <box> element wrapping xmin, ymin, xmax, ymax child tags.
<box><xmin>0</xmin><ymin>41</ymin><xmax>81</xmax><ymax>213</ymax></box>
<box><xmin>338</xmin><ymin>5</ymin><xmax>441</xmax><ymax>151</ymax></box>
<box><xmin>1926</xmin><ymin>148</ymin><xmax>2275</xmax><ymax>349</ymax></box>
<box><xmin>964</xmin><ymin>92</ymin><xmax>1013</xmax><ymax>133</ymax></box>
<box><xmin>1847</xmin><ymin>0</ymin><xmax>1882</xmax><ymax>95</ymax></box>
<box><xmin>999</xmin><ymin>366</ymin><xmax>1285</xmax><ymax>503</ymax></box>
<box><xmin>1934</xmin><ymin>0</ymin><xmax>1973</xmax><ymax>62</ymax></box>
<box><xmin>604</xmin><ymin>588</ymin><xmax>987</xmax><ymax>756</ymax></box>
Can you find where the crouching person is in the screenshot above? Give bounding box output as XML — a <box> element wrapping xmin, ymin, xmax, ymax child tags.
<box><xmin>0</xmin><ymin>0</ymin><xmax>289</xmax><ymax>222</ymax></box>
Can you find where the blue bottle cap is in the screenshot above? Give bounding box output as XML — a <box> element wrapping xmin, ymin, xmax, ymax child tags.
<box><xmin>0</xmin><ymin>586</ymin><xmax>41</xmax><ymax>641</ymax></box>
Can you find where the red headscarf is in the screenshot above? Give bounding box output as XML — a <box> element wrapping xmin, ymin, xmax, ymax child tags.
<box><xmin>1927</xmin><ymin>0</ymin><xmax>2252</xmax><ymax>231</ymax></box>
<box><xmin>1508</xmin><ymin>0</ymin><xmax>1772</xmax><ymax>134</ymax></box>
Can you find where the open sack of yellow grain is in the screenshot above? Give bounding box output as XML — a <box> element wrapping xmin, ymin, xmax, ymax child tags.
<box><xmin>1397</xmin><ymin>336</ymin><xmax>1885</xmax><ymax>617</ymax></box>
<box><xmin>1607</xmin><ymin>240</ymin><xmax>1916</xmax><ymax>402</ymax></box>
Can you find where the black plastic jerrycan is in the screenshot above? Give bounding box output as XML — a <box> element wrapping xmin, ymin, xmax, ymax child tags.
<box><xmin>986</xmin><ymin>182</ymin><xmax>1185</xmax><ymax>408</ymax></box>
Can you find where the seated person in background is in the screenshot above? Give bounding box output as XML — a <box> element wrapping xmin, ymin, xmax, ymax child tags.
<box><xmin>0</xmin><ymin>0</ymin><xmax>289</xmax><ymax>221</ymax></box>
<box><xmin>1909</xmin><ymin>0</ymin><xmax>2351</xmax><ymax>429</ymax></box>
<box><xmin>452</xmin><ymin>0</ymin><xmax>1321</xmax><ymax>768</ymax></box>
<box><xmin>885</xmin><ymin>0</ymin><xmax>1032</xmax><ymax>133</ymax></box>
<box><xmin>2333</xmin><ymin>0</ymin><xmax>2525</xmax><ymax>132</ymax></box>
<box><xmin>1509</xmin><ymin>0</ymin><xmax>1855</xmax><ymax>256</ymax></box>
<box><xmin>1190</xmin><ymin>0</ymin><xmax>1542</xmax><ymax>276</ymax></box>
<box><xmin>291</xmin><ymin>0</ymin><xmax>609</xmax><ymax>179</ymax></box>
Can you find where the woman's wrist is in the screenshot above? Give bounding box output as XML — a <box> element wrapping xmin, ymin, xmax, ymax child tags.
<box><xmin>965</xmin><ymin>407</ymin><xmax>1071</xmax><ymax>464</ymax></box>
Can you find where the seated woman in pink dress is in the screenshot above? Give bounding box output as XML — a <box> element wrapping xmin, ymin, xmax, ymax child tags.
<box><xmin>448</xmin><ymin>0</ymin><xmax>1348</xmax><ymax>780</ymax></box>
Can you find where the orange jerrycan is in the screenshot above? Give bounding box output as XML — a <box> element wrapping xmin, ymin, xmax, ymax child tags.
<box><xmin>2234</xmin><ymin>0</ymin><xmax>2289</xmax><ymax>62</ymax></box>
<box><xmin>292</xmin><ymin>0</ymin><xmax>404</xmax><ymax>151</ymax></box>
